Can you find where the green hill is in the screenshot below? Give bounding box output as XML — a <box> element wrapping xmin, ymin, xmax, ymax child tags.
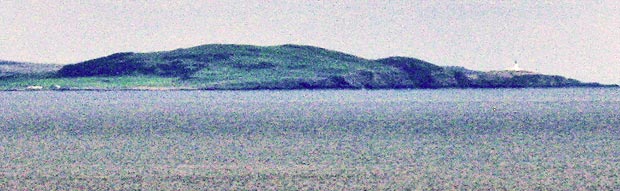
<box><xmin>57</xmin><ymin>44</ymin><xmax>396</xmax><ymax>89</ymax></box>
<box><xmin>2</xmin><ymin>44</ymin><xmax>616</xmax><ymax>90</ymax></box>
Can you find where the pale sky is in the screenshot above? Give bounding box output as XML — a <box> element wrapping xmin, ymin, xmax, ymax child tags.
<box><xmin>1</xmin><ymin>1</ymin><xmax>618</xmax><ymax>84</ymax></box>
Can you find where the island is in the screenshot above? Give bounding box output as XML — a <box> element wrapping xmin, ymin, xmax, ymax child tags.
<box><xmin>1</xmin><ymin>44</ymin><xmax>617</xmax><ymax>90</ymax></box>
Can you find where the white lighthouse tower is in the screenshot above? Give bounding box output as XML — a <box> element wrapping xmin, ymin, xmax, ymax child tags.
<box><xmin>509</xmin><ymin>60</ymin><xmax>522</xmax><ymax>71</ymax></box>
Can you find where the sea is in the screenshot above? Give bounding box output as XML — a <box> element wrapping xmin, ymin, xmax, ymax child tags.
<box><xmin>1</xmin><ymin>88</ymin><xmax>619</xmax><ymax>189</ymax></box>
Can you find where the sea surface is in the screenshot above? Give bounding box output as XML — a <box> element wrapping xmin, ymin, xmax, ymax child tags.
<box><xmin>1</xmin><ymin>88</ymin><xmax>619</xmax><ymax>189</ymax></box>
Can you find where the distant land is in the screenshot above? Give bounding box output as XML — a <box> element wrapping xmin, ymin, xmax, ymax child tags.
<box><xmin>0</xmin><ymin>60</ymin><xmax>61</xmax><ymax>78</ymax></box>
<box><xmin>1</xmin><ymin>44</ymin><xmax>617</xmax><ymax>90</ymax></box>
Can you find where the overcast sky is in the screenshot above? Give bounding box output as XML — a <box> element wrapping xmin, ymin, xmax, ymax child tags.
<box><xmin>1</xmin><ymin>1</ymin><xmax>618</xmax><ymax>84</ymax></box>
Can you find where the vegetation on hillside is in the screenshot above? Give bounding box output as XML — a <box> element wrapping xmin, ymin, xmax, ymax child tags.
<box><xmin>1</xmin><ymin>44</ymin><xmax>616</xmax><ymax>90</ymax></box>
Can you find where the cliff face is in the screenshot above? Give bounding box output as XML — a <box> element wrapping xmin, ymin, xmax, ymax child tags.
<box><xmin>53</xmin><ymin>44</ymin><xmax>615</xmax><ymax>89</ymax></box>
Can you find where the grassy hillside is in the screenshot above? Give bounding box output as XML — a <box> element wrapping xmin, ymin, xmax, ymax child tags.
<box><xmin>1</xmin><ymin>44</ymin><xmax>615</xmax><ymax>90</ymax></box>
<box><xmin>58</xmin><ymin>44</ymin><xmax>381</xmax><ymax>77</ymax></box>
<box><xmin>56</xmin><ymin>44</ymin><xmax>401</xmax><ymax>89</ymax></box>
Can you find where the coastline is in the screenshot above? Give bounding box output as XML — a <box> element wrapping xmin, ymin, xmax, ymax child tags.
<box><xmin>2</xmin><ymin>84</ymin><xmax>618</xmax><ymax>92</ymax></box>
<box><xmin>1</xmin><ymin>86</ymin><xmax>201</xmax><ymax>92</ymax></box>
